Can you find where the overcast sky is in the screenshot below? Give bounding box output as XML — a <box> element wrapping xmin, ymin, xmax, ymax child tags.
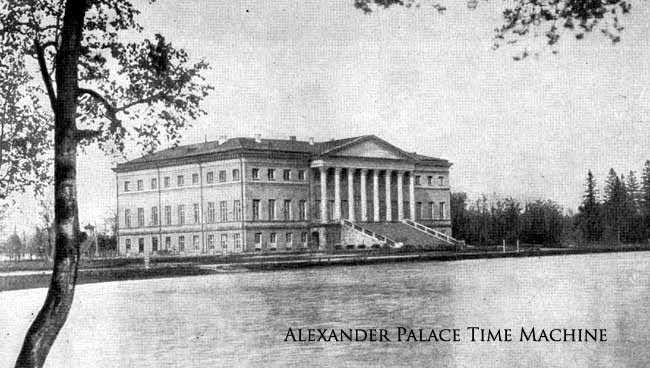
<box><xmin>7</xmin><ymin>0</ymin><xmax>650</xmax><ymax>234</ymax></box>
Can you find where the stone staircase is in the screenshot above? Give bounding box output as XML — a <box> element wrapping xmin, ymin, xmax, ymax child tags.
<box><xmin>340</xmin><ymin>220</ymin><xmax>460</xmax><ymax>249</ymax></box>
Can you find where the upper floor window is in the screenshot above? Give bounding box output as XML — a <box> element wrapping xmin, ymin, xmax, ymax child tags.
<box><xmin>177</xmin><ymin>205</ymin><xmax>185</xmax><ymax>225</ymax></box>
<box><xmin>124</xmin><ymin>209</ymin><xmax>131</xmax><ymax>228</ymax></box>
<box><xmin>233</xmin><ymin>200</ymin><xmax>241</xmax><ymax>221</ymax></box>
<box><xmin>207</xmin><ymin>202</ymin><xmax>215</xmax><ymax>223</ymax></box>
<box><xmin>151</xmin><ymin>178</ymin><xmax>157</xmax><ymax>190</ymax></box>
<box><xmin>137</xmin><ymin>180</ymin><xmax>143</xmax><ymax>191</ymax></box>
<box><xmin>283</xmin><ymin>169</ymin><xmax>291</xmax><ymax>181</ymax></box>
<box><xmin>427</xmin><ymin>176</ymin><xmax>433</xmax><ymax>186</ymax></box>
<box><xmin>137</xmin><ymin>208</ymin><xmax>144</xmax><ymax>227</ymax></box>
<box><xmin>439</xmin><ymin>176</ymin><xmax>445</xmax><ymax>186</ymax></box>
<box><xmin>268</xmin><ymin>169</ymin><xmax>275</xmax><ymax>181</ymax></box>
<box><xmin>268</xmin><ymin>199</ymin><xmax>276</xmax><ymax>220</ymax></box>
<box><xmin>151</xmin><ymin>206</ymin><xmax>159</xmax><ymax>226</ymax></box>
<box><xmin>164</xmin><ymin>176</ymin><xmax>170</xmax><ymax>188</ymax></box>
<box><xmin>415</xmin><ymin>176</ymin><xmax>421</xmax><ymax>186</ymax></box>
<box><xmin>164</xmin><ymin>206</ymin><xmax>171</xmax><ymax>225</ymax></box>
<box><xmin>439</xmin><ymin>202</ymin><xmax>446</xmax><ymax>219</ymax></box>
<box><xmin>206</xmin><ymin>171</ymin><xmax>214</xmax><ymax>184</ymax></box>
<box><xmin>219</xmin><ymin>170</ymin><xmax>227</xmax><ymax>182</ymax></box>
<box><xmin>252</xmin><ymin>168</ymin><xmax>260</xmax><ymax>180</ymax></box>
<box><xmin>177</xmin><ymin>175</ymin><xmax>184</xmax><ymax>187</ymax></box>
<box><xmin>232</xmin><ymin>169</ymin><xmax>240</xmax><ymax>181</ymax></box>
<box><xmin>124</xmin><ymin>181</ymin><xmax>130</xmax><ymax>192</ymax></box>
<box><xmin>299</xmin><ymin>200</ymin><xmax>307</xmax><ymax>220</ymax></box>
<box><xmin>283</xmin><ymin>200</ymin><xmax>291</xmax><ymax>221</ymax></box>
<box><xmin>192</xmin><ymin>173</ymin><xmax>199</xmax><ymax>185</ymax></box>
<box><xmin>193</xmin><ymin>203</ymin><xmax>200</xmax><ymax>223</ymax></box>
<box><xmin>220</xmin><ymin>201</ymin><xmax>228</xmax><ymax>222</ymax></box>
<box><xmin>298</xmin><ymin>170</ymin><xmax>306</xmax><ymax>181</ymax></box>
<box><xmin>252</xmin><ymin>200</ymin><xmax>260</xmax><ymax>220</ymax></box>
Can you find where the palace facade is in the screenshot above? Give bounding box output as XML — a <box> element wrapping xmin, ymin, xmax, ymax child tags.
<box><xmin>114</xmin><ymin>135</ymin><xmax>456</xmax><ymax>255</ymax></box>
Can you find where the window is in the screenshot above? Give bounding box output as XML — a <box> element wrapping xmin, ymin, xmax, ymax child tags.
<box><xmin>427</xmin><ymin>176</ymin><xmax>433</xmax><ymax>185</ymax></box>
<box><xmin>177</xmin><ymin>175</ymin><xmax>184</xmax><ymax>187</ymax></box>
<box><xmin>124</xmin><ymin>181</ymin><xmax>130</xmax><ymax>192</ymax></box>
<box><xmin>206</xmin><ymin>171</ymin><xmax>214</xmax><ymax>184</ymax></box>
<box><xmin>165</xmin><ymin>236</ymin><xmax>171</xmax><ymax>250</ymax></box>
<box><xmin>137</xmin><ymin>179</ymin><xmax>143</xmax><ymax>191</ymax></box>
<box><xmin>301</xmin><ymin>232</ymin><xmax>308</xmax><ymax>246</ymax></box>
<box><xmin>233</xmin><ymin>200</ymin><xmax>241</xmax><ymax>221</ymax></box>
<box><xmin>220</xmin><ymin>201</ymin><xmax>228</xmax><ymax>222</ymax></box>
<box><xmin>283</xmin><ymin>169</ymin><xmax>291</xmax><ymax>181</ymax></box>
<box><xmin>268</xmin><ymin>199</ymin><xmax>276</xmax><ymax>220</ymax></box>
<box><xmin>270</xmin><ymin>232</ymin><xmax>277</xmax><ymax>247</ymax></box>
<box><xmin>232</xmin><ymin>169</ymin><xmax>240</xmax><ymax>181</ymax></box>
<box><xmin>252</xmin><ymin>168</ymin><xmax>260</xmax><ymax>180</ymax></box>
<box><xmin>233</xmin><ymin>233</ymin><xmax>241</xmax><ymax>248</ymax></box>
<box><xmin>178</xmin><ymin>236</ymin><xmax>185</xmax><ymax>251</ymax></box>
<box><xmin>299</xmin><ymin>200</ymin><xmax>306</xmax><ymax>220</ymax></box>
<box><xmin>138</xmin><ymin>238</ymin><xmax>144</xmax><ymax>253</ymax></box>
<box><xmin>252</xmin><ymin>200</ymin><xmax>260</xmax><ymax>220</ymax></box>
<box><xmin>193</xmin><ymin>203</ymin><xmax>200</xmax><ymax>223</ymax></box>
<box><xmin>218</xmin><ymin>170</ymin><xmax>226</xmax><ymax>182</ymax></box>
<box><xmin>125</xmin><ymin>238</ymin><xmax>131</xmax><ymax>251</ymax></box>
<box><xmin>415</xmin><ymin>176</ymin><xmax>421</xmax><ymax>186</ymax></box>
<box><xmin>152</xmin><ymin>237</ymin><xmax>158</xmax><ymax>252</ymax></box>
<box><xmin>178</xmin><ymin>205</ymin><xmax>185</xmax><ymax>225</ymax></box>
<box><xmin>207</xmin><ymin>234</ymin><xmax>215</xmax><ymax>249</ymax></box>
<box><xmin>428</xmin><ymin>202</ymin><xmax>435</xmax><ymax>219</ymax></box>
<box><xmin>124</xmin><ymin>209</ymin><xmax>131</xmax><ymax>228</ymax></box>
<box><xmin>151</xmin><ymin>178</ymin><xmax>158</xmax><ymax>190</ymax></box>
<box><xmin>137</xmin><ymin>208</ymin><xmax>144</xmax><ymax>227</ymax></box>
<box><xmin>268</xmin><ymin>169</ymin><xmax>275</xmax><ymax>180</ymax></box>
<box><xmin>164</xmin><ymin>206</ymin><xmax>172</xmax><ymax>225</ymax></box>
<box><xmin>298</xmin><ymin>170</ymin><xmax>305</xmax><ymax>181</ymax></box>
<box><xmin>151</xmin><ymin>207</ymin><xmax>159</xmax><ymax>225</ymax></box>
<box><xmin>283</xmin><ymin>200</ymin><xmax>291</xmax><ymax>221</ymax></box>
<box><xmin>192</xmin><ymin>173</ymin><xmax>199</xmax><ymax>185</ymax></box>
<box><xmin>254</xmin><ymin>233</ymin><xmax>262</xmax><ymax>249</ymax></box>
<box><xmin>164</xmin><ymin>176</ymin><xmax>170</xmax><ymax>188</ymax></box>
<box><xmin>327</xmin><ymin>200</ymin><xmax>334</xmax><ymax>221</ymax></box>
<box><xmin>193</xmin><ymin>235</ymin><xmax>199</xmax><ymax>250</ymax></box>
<box><xmin>286</xmin><ymin>232</ymin><xmax>293</xmax><ymax>248</ymax></box>
<box><xmin>439</xmin><ymin>202</ymin><xmax>446</xmax><ymax>219</ymax></box>
<box><xmin>314</xmin><ymin>200</ymin><xmax>321</xmax><ymax>220</ymax></box>
<box><xmin>439</xmin><ymin>176</ymin><xmax>445</xmax><ymax>186</ymax></box>
<box><xmin>221</xmin><ymin>234</ymin><xmax>228</xmax><ymax>249</ymax></box>
<box><xmin>416</xmin><ymin>202</ymin><xmax>423</xmax><ymax>220</ymax></box>
<box><xmin>207</xmin><ymin>202</ymin><xmax>215</xmax><ymax>223</ymax></box>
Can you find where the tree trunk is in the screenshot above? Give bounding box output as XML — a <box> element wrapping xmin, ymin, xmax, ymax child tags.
<box><xmin>15</xmin><ymin>1</ymin><xmax>87</xmax><ymax>367</ymax></box>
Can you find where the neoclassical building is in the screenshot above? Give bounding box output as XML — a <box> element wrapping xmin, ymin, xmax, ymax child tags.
<box><xmin>114</xmin><ymin>135</ymin><xmax>457</xmax><ymax>255</ymax></box>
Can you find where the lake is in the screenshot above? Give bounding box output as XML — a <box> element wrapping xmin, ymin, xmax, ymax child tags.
<box><xmin>1</xmin><ymin>252</ymin><xmax>650</xmax><ymax>367</ymax></box>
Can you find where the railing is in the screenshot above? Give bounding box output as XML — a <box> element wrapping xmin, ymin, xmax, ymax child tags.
<box><xmin>401</xmin><ymin>219</ymin><xmax>457</xmax><ymax>245</ymax></box>
<box><xmin>340</xmin><ymin>219</ymin><xmax>398</xmax><ymax>247</ymax></box>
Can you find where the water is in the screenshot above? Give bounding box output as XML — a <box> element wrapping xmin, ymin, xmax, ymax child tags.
<box><xmin>1</xmin><ymin>252</ymin><xmax>650</xmax><ymax>367</ymax></box>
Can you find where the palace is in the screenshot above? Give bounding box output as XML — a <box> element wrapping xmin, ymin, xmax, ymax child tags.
<box><xmin>113</xmin><ymin>135</ymin><xmax>457</xmax><ymax>255</ymax></box>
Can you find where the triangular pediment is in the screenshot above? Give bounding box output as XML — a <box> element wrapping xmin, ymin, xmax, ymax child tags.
<box><xmin>323</xmin><ymin>136</ymin><xmax>414</xmax><ymax>160</ymax></box>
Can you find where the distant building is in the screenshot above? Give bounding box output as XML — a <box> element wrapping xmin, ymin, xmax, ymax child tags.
<box><xmin>113</xmin><ymin>135</ymin><xmax>455</xmax><ymax>255</ymax></box>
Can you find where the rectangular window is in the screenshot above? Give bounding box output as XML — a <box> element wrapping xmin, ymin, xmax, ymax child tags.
<box><xmin>207</xmin><ymin>202</ymin><xmax>215</xmax><ymax>223</ymax></box>
<box><xmin>221</xmin><ymin>234</ymin><xmax>228</xmax><ymax>249</ymax></box>
<box><xmin>314</xmin><ymin>200</ymin><xmax>321</xmax><ymax>220</ymax></box>
<box><xmin>125</xmin><ymin>238</ymin><xmax>131</xmax><ymax>251</ymax></box>
<box><xmin>427</xmin><ymin>176</ymin><xmax>433</xmax><ymax>185</ymax></box>
<box><xmin>152</xmin><ymin>237</ymin><xmax>158</xmax><ymax>252</ymax></box>
<box><xmin>137</xmin><ymin>180</ymin><xmax>143</xmax><ymax>191</ymax></box>
<box><xmin>151</xmin><ymin>178</ymin><xmax>157</xmax><ymax>190</ymax></box>
<box><xmin>252</xmin><ymin>200</ymin><xmax>260</xmax><ymax>220</ymax></box>
<box><xmin>151</xmin><ymin>207</ymin><xmax>158</xmax><ymax>225</ymax></box>
<box><xmin>415</xmin><ymin>176</ymin><xmax>421</xmax><ymax>186</ymax></box>
<box><xmin>124</xmin><ymin>209</ymin><xmax>131</xmax><ymax>228</ymax></box>
<box><xmin>219</xmin><ymin>170</ymin><xmax>226</xmax><ymax>182</ymax></box>
<box><xmin>252</xmin><ymin>168</ymin><xmax>260</xmax><ymax>180</ymax></box>
<box><xmin>178</xmin><ymin>205</ymin><xmax>185</xmax><ymax>225</ymax></box>
<box><xmin>285</xmin><ymin>232</ymin><xmax>293</xmax><ymax>248</ymax></box>
<box><xmin>193</xmin><ymin>235</ymin><xmax>199</xmax><ymax>250</ymax></box>
<box><xmin>327</xmin><ymin>200</ymin><xmax>334</xmax><ymax>221</ymax></box>
<box><xmin>283</xmin><ymin>200</ymin><xmax>291</xmax><ymax>221</ymax></box>
<box><xmin>165</xmin><ymin>236</ymin><xmax>171</xmax><ymax>250</ymax></box>
<box><xmin>268</xmin><ymin>199</ymin><xmax>276</xmax><ymax>220</ymax></box>
<box><xmin>178</xmin><ymin>236</ymin><xmax>185</xmax><ymax>251</ymax></box>
<box><xmin>137</xmin><ymin>208</ymin><xmax>144</xmax><ymax>227</ymax></box>
<box><xmin>177</xmin><ymin>175</ymin><xmax>184</xmax><ymax>187</ymax></box>
<box><xmin>416</xmin><ymin>202</ymin><xmax>423</xmax><ymax>220</ymax></box>
<box><xmin>233</xmin><ymin>233</ymin><xmax>241</xmax><ymax>248</ymax></box>
<box><xmin>254</xmin><ymin>233</ymin><xmax>262</xmax><ymax>249</ymax></box>
<box><xmin>233</xmin><ymin>200</ymin><xmax>241</xmax><ymax>221</ymax></box>
<box><xmin>164</xmin><ymin>206</ymin><xmax>172</xmax><ymax>225</ymax></box>
<box><xmin>439</xmin><ymin>176</ymin><xmax>444</xmax><ymax>186</ymax></box>
<box><xmin>439</xmin><ymin>202</ymin><xmax>446</xmax><ymax>219</ymax></box>
<box><xmin>220</xmin><ymin>201</ymin><xmax>228</xmax><ymax>222</ymax></box>
<box><xmin>124</xmin><ymin>181</ymin><xmax>130</xmax><ymax>192</ymax></box>
<box><xmin>138</xmin><ymin>238</ymin><xmax>145</xmax><ymax>253</ymax></box>
<box><xmin>193</xmin><ymin>203</ymin><xmax>200</xmax><ymax>224</ymax></box>
<box><xmin>207</xmin><ymin>234</ymin><xmax>215</xmax><ymax>249</ymax></box>
<box><xmin>270</xmin><ymin>232</ymin><xmax>277</xmax><ymax>247</ymax></box>
<box><xmin>283</xmin><ymin>169</ymin><xmax>291</xmax><ymax>181</ymax></box>
<box><xmin>301</xmin><ymin>232</ymin><xmax>308</xmax><ymax>246</ymax></box>
<box><xmin>164</xmin><ymin>176</ymin><xmax>170</xmax><ymax>188</ymax></box>
<box><xmin>428</xmin><ymin>202</ymin><xmax>435</xmax><ymax>219</ymax></box>
<box><xmin>299</xmin><ymin>200</ymin><xmax>306</xmax><ymax>220</ymax></box>
<box><xmin>232</xmin><ymin>169</ymin><xmax>240</xmax><ymax>181</ymax></box>
<box><xmin>298</xmin><ymin>170</ymin><xmax>305</xmax><ymax>181</ymax></box>
<box><xmin>206</xmin><ymin>171</ymin><xmax>214</xmax><ymax>184</ymax></box>
<box><xmin>192</xmin><ymin>173</ymin><xmax>199</xmax><ymax>185</ymax></box>
<box><xmin>268</xmin><ymin>169</ymin><xmax>275</xmax><ymax>180</ymax></box>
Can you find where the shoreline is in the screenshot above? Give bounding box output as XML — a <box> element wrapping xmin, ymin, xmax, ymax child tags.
<box><xmin>2</xmin><ymin>246</ymin><xmax>649</xmax><ymax>292</ymax></box>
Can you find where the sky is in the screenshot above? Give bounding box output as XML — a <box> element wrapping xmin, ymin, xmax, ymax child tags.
<box><xmin>6</xmin><ymin>0</ymin><xmax>650</xmax><ymax>234</ymax></box>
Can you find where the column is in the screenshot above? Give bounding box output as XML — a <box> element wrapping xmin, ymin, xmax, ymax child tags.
<box><xmin>409</xmin><ymin>171</ymin><xmax>416</xmax><ymax>220</ymax></box>
<box><xmin>334</xmin><ymin>167</ymin><xmax>341</xmax><ymax>220</ymax></box>
<box><xmin>320</xmin><ymin>167</ymin><xmax>328</xmax><ymax>223</ymax></box>
<box><xmin>360</xmin><ymin>169</ymin><xmax>368</xmax><ymax>221</ymax></box>
<box><xmin>385</xmin><ymin>170</ymin><xmax>392</xmax><ymax>222</ymax></box>
<box><xmin>397</xmin><ymin>171</ymin><xmax>404</xmax><ymax>220</ymax></box>
<box><xmin>373</xmin><ymin>170</ymin><xmax>380</xmax><ymax>222</ymax></box>
<box><xmin>347</xmin><ymin>168</ymin><xmax>355</xmax><ymax>221</ymax></box>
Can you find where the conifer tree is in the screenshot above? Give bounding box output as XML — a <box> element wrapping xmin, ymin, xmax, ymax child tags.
<box><xmin>577</xmin><ymin>170</ymin><xmax>601</xmax><ymax>242</ymax></box>
<box><xmin>641</xmin><ymin>161</ymin><xmax>650</xmax><ymax>238</ymax></box>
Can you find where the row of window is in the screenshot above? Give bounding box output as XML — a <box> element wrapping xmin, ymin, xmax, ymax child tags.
<box><xmin>311</xmin><ymin>200</ymin><xmax>447</xmax><ymax>220</ymax></box>
<box><xmin>416</xmin><ymin>175</ymin><xmax>446</xmax><ymax>187</ymax></box>
<box><xmin>251</xmin><ymin>199</ymin><xmax>308</xmax><ymax>221</ymax></box>
<box><xmin>251</xmin><ymin>168</ymin><xmax>306</xmax><ymax>181</ymax></box>
<box><xmin>253</xmin><ymin>232</ymin><xmax>309</xmax><ymax>248</ymax></box>
<box><xmin>123</xmin><ymin>201</ymin><xmax>242</xmax><ymax>228</ymax></box>
<box><xmin>124</xmin><ymin>233</ymin><xmax>242</xmax><ymax>253</ymax></box>
<box><xmin>124</xmin><ymin>169</ymin><xmax>242</xmax><ymax>192</ymax></box>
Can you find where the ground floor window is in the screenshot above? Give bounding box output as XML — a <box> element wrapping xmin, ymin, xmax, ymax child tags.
<box><xmin>270</xmin><ymin>232</ymin><xmax>277</xmax><ymax>248</ymax></box>
<box><xmin>233</xmin><ymin>233</ymin><xmax>241</xmax><ymax>248</ymax></box>
<box><xmin>138</xmin><ymin>238</ymin><xmax>144</xmax><ymax>253</ymax></box>
<box><xmin>125</xmin><ymin>239</ymin><xmax>131</xmax><ymax>251</ymax></box>
<box><xmin>207</xmin><ymin>234</ymin><xmax>215</xmax><ymax>249</ymax></box>
<box><xmin>165</xmin><ymin>236</ymin><xmax>171</xmax><ymax>250</ymax></box>
<box><xmin>152</xmin><ymin>237</ymin><xmax>158</xmax><ymax>252</ymax></box>
<box><xmin>254</xmin><ymin>233</ymin><xmax>262</xmax><ymax>249</ymax></box>
<box><xmin>286</xmin><ymin>232</ymin><xmax>293</xmax><ymax>248</ymax></box>
<box><xmin>178</xmin><ymin>236</ymin><xmax>185</xmax><ymax>251</ymax></box>
<box><xmin>193</xmin><ymin>235</ymin><xmax>200</xmax><ymax>250</ymax></box>
<box><xmin>221</xmin><ymin>234</ymin><xmax>228</xmax><ymax>249</ymax></box>
<box><xmin>301</xmin><ymin>232</ymin><xmax>308</xmax><ymax>247</ymax></box>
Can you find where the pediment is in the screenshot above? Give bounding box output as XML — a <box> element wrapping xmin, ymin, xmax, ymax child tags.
<box><xmin>325</xmin><ymin>137</ymin><xmax>413</xmax><ymax>160</ymax></box>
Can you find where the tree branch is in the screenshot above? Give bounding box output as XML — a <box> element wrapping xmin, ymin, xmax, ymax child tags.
<box><xmin>73</xmin><ymin>128</ymin><xmax>102</xmax><ymax>141</ymax></box>
<box><xmin>115</xmin><ymin>91</ymin><xmax>169</xmax><ymax>112</ymax></box>
<box><xmin>34</xmin><ymin>38</ymin><xmax>57</xmax><ymax>111</ymax></box>
<box><xmin>77</xmin><ymin>87</ymin><xmax>118</xmax><ymax>123</ymax></box>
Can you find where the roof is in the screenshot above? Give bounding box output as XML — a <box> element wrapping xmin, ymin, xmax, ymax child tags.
<box><xmin>114</xmin><ymin>135</ymin><xmax>450</xmax><ymax>171</ymax></box>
